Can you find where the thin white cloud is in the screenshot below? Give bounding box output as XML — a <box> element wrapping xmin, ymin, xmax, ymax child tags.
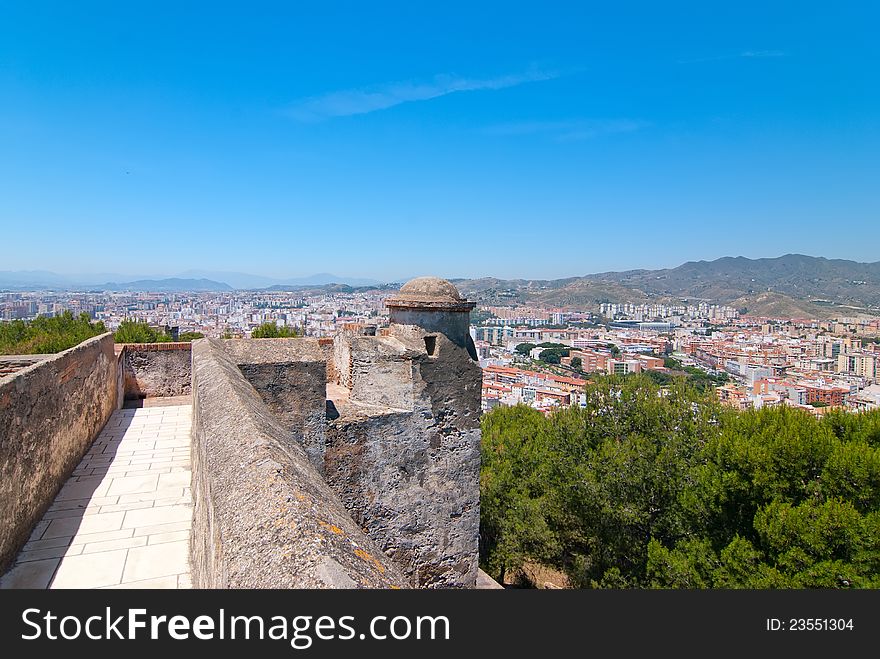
<box><xmin>285</xmin><ymin>67</ymin><xmax>558</xmax><ymax>121</ymax></box>
<box><xmin>740</xmin><ymin>50</ymin><xmax>787</xmax><ymax>58</ymax></box>
<box><xmin>678</xmin><ymin>50</ymin><xmax>789</xmax><ymax>64</ymax></box>
<box><xmin>486</xmin><ymin>119</ymin><xmax>648</xmax><ymax>141</ymax></box>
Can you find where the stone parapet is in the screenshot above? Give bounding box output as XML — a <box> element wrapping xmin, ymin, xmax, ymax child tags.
<box><xmin>119</xmin><ymin>342</ymin><xmax>192</xmax><ymax>400</ymax></box>
<box><xmin>0</xmin><ymin>333</ymin><xmax>118</xmax><ymax>572</ymax></box>
<box><xmin>190</xmin><ymin>338</ymin><xmax>407</xmax><ymax>588</ymax></box>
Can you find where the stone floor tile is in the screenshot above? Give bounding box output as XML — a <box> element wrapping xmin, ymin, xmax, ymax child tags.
<box><xmin>106</xmin><ymin>474</ymin><xmax>160</xmax><ymax>496</ymax></box>
<box><xmin>81</xmin><ymin>536</ymin><xmax>148</xmax><ymax>554</ymax></box>
<box><xmin>23</xmin><ymin>536</ymin><xmax>73</xmax><ymax>552</ymax></box>
<box><xmin>103</xmin><ymin>575</ymin><xmax>179</xmax><ymax>589</ymax></box>
<box><xmin>122</xmin><ymin>540</ymin><xmax>189</xmax><ymax>582</ymax></box>
<box><xmin>0</xmin><ymin>558</ymin><xmax>60</xmax><ymax>589</ymax></box>
<box><xmin>148</xmin><ymin>530</ymin><xmax>190</xmax><ymax>545</ymax></box>
<box><xmin>132</xmin><ymin>520</ymin><xmax>191</xmax><ymax>537</ymax></box>
<box><xmin>43</xmin><ymin>511</ymin><xmax>126</xmax><ymax>539</ymax></box>
<box><xmin>69</xmin><ymin>528</ymin><xmax>135</xmax><ymax>546</ymax></box>
<box><xmin>157</xmin><ymin>472</ymin><xmax>191</xmax><ymax>489</ymax></box>
<box><xmin>122</xmin><ymin>505</ymin><xmax>192</xmax><ymax>529</ymax></box>
<box><xmin>17</xmin><ymin>544</ymin><xmax>83</xmax><ymax>563</ymax></box>
<box><xmin>51</xmin><ymin>549</ymin><xmax>128</xmax><ymax>588</ymax></box>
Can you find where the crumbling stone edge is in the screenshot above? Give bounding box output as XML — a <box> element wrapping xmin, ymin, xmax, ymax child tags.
<box><xmin>189</xmin><ymin>338</ymin><xmax>408</xmax><ymax>588</ymax></box>
<box><xmin>0</xmin><ymin>333</ymin><xmax>118</xmax><ymax>573</ymax></box>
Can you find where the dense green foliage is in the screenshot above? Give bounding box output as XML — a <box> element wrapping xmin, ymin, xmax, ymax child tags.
<box><xmin>539</xmin><ymin>349</ymin><xmax>562</xmax><ymax>364</ymax></box>
<box><xmin>480</xmin><ymin>375</ymin><xmax>880</xmax><ymax>588</ymax></box>
<box><xmin>251</xmin><ymin>322</ymin><xmax>301</xmax><ymax>338</ymax></box>
<box><xmin>643</xmin><ymin>366</ymin><xmax>728</xmax><ymax>391</ymax></box>
<box><xmin>515</xmin><ymin>342</ymin><xmax>536</xmax><ymax>355</ymax></box>
<box><xmin>570</xmin><ymin>357</ymin><xmax>583</xmax><ymax>371</ymax></box>
<box><xmin>681</xmin><ymin>366</ymin><xmax>729</xmax><ymax>392</ymax></box>
<box><xmin>664</xmin><ymin>356</ymin><xmax>682</xmax><ymax>369</ymax></box>
<box><xmin>113</xmin><ymin>320</ymin><xmax>172</xmax><ymax>343</ymax></box>
<box><xmin>0</xmin><ymin>311</ymin><xmax>107</xmax><ymax>354</ymax></box>
<box><xmin>534</xmin><ymin>343</ymin><xmax>570</xmax><ymax>364</ymax></box>
<box><xmin>177</xmin><ymin>332</ymin><xmax>204</xmax><ymax>342</ymax></box>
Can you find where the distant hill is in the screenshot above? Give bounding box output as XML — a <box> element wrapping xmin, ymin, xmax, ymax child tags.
<box><xmin>174</xmin><ymin>270</ymin><xmax>382</xmax><ymax>289</ymax></box>
<box><xmin>0</xmin><ymin>270</ymin><xmax>77</xmax><ymax>289</ymax></box>
<box><xmin>96</xmin><ymin>278</ymin><xmax>233</xmax><ymax>292</ymax></box>
<box><xmin>0</xmin><ymin>270</ymin><xmax>381</xmax><ymax>291</ymax></box>
<box><xmin>4</xmin><ymin>256</ymin><xmax>880</xmax><ymax>319</ymax></box>
<box><xmin>589</xmin><ymin>254</ymin><xmax>880</xmax><ymax>306</ymax></box>
<box><xmin>729</xmin><ymin>292</ymin><xmax>829</xmax><ymax>320</ymax></box>
<box><xmin>457</xmin><ymin>255</ymin><xmax>880</xmax><ymax>318</ymax></box>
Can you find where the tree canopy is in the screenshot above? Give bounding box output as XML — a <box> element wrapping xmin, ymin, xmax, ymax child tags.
<box><xmin>251</xmin><ymin>322</ymin><xmax>302</xmax><ymax>338</ymax></box>
<box><xmin>539</xmin><ymin>349</ymin><xmax>563</xmax><ymax>364</ymax></box>
<box><xmin>113</xmin><ymin>319</ymin><xmax>172</xmax><ymax>344</ymax></box>
<box><xmin>480</xmin><ymin>374</ymin><xmax>880</xmax><ymax>588</ymax></box>
<box><xmin>0</xmin><ymin>311</ymin><xmax>107</xmax><ymax>355</ymax></box>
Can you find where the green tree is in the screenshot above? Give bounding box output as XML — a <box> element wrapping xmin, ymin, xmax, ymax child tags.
<box><xmin>539</xmin><ymin>349</ymin><xmax>562</xmax><ymax>364</ymax></box>
<box><xmin>643</xmin><ymin>370</ymin><xmax>674</xmax><ymax>386</ymax></box>
<box><xmin>251</xmin><ymin>322</ymin><xmax>302</xmax><ymax>338</ymax></box>
<box><xmin>664</xmin><ymin>356</ymin><xmax>682</xmax><ymax>370</ymax></box>
<box><xmin>177</xmin><ymin>331</ymin><xmax>205</xmax><ymax>342</ymax></box>
<box><xmin>570</xmin><ymin>357</ymin><xmax>582</xmax><ymax>371</ymax></box>
<box><xmin>480</xmin><ymin>405</ymin><xmax>559</xmax><ymax>582</ymax></box>
<box><xmin>113</xmin><ymin>319</ymin><xmax>172</xmax><ymax>343</ymax></box>
<box><xmin>649</xmin><ymin>406</ymin><xmax>880</xmax><ymax>588</ymax></box>
<box><xmin>514</xmin><ymin>342</ymin><xmax>536</xmax><ymax>356</ymax></box>
<box><xmin>0</xmin><ymin>311</ymin><xmax>106</xmax><ymax>354</ymax></box>
<box><xmin>479</xmin><ymin>377</ymin><xmax>880</xmax><ymax>589</ymax></box>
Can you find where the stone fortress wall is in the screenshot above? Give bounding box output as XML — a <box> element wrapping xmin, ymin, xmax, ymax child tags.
<box><xmin>1</xmin><ymin>277</ymin><xmax>489</xmax><ymax>588</ymax></box>
<box><xmin>191</xmin><ymin>277</ymin><xmax>483</xmax><ymax>588</ymax></box>
<box><xmin>0</xmin><ymin>333</ymin><xmax>119</xmax><ymax>572</ymax></box>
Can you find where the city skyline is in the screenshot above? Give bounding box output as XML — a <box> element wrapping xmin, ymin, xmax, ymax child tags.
<box><xmin>2</xmin><ymin>3</ymin><xmax>878</xmax><ymax>279</ymax></box>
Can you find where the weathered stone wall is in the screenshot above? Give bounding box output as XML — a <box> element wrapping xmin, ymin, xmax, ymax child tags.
<box><xmin>0</xmin><ymin>355</ymin><xmax>51</xmax><ymax>380</ymax></box>
<box><xmin>348</xmin><ymin>335</ymin><xmax>416</xmax><ymax>411</ymax></box>
<box><xmin>221</xmin><ymin>338</ymin><xmax>327</xmax><ymax>472</ymax></box>
<box><xmin>190</xmin><ymin>338</ymin><xmax>406</xmax><ymax>588</ymax></box>
<box><xmin>332</xmin><ymin>328</ymin><xmax>354</xmax><ymax>389</ymax></box>
<box><xmin>121</xmin><ymin>343</ymin><xmax>191</xmax><ymax>399</ymax></box>
<box><xmin>318</xmin><ymin>337</ymin><xmax>336</xmax><ymax>386</ymax></box>
<box><xmin>0</xmin><ymin>333</ymin><xmax>118</xmax><ymax>573</ymax></box>
<box><xmin>326</xmin><ymin>328</ymin><xmax>482</xmax><ymax>588</ymax></box>
<box><xmin>388</xmin><ymin>308</ymin><xmax>474</xmax><ymax>350</ymax></box>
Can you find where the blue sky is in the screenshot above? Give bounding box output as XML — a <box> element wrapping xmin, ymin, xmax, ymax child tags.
<box><xmin>1</xmin><ymin>1</ymin><xmax>877</xmax><ymax>281</ymax></box>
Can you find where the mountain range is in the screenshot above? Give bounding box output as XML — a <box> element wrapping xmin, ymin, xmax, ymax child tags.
<box><xmin>455</xmin><ymin>254</ymin><xmax>880</xmax><ymax>319</ymax></box>
<box><xmin>0</xmin><ymin>270</ymin><xmax>381</xmax><ymax>291</ymax></box>
<box><xmin>3</xmin><ymin>255</ymin><xmax>880</xmax><ymax>318</ymax></box>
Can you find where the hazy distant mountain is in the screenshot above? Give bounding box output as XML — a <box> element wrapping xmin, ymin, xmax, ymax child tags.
<box><xmin>0</xmin><ymin>269</ymin><xmax>381</xmax><ymax>290</ymax></box>
<box><xmin>0</xmin><ymin>270</ymin><xmax>72</xmax><ymax>289</ymax></box>
<box><xmin>587</xmin><ymin>254</ymin><xmax>880</xmax><ymax>306</ymax></box>
<box><xmin>457</xmin><ymin>255</ymin><xmax>880</xmax><ymax>318</ymax></box>
<box><xmin>4</xmin><ymin>256</ymin><xmax>880</xmax><ymax>318</ymax></box>
<box><xmin>175</xmin><ymin>270</ymin><xmax>382</xmax><ymax>289</ymax></box>
<box><xmin>94</xmin><ymin>278</ymin><xmax>233</xmax><ymax>292</ymax></box>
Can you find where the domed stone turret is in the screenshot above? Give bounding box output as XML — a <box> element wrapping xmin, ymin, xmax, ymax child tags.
<box><xmin>385</xmin><ymin>276</ymin><xmax>473</xmax><ymax>311</ymax></box>
<box><xmin>385</xmin><ymin>277</ymin><xmax>476</xmax><ymax>358</ymax></box>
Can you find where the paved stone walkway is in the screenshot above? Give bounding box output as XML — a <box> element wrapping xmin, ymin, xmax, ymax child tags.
<box><xmin>0</xmin><ymin>400</ymin><xmax>193</xmax><ymax>589</ymax></box>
